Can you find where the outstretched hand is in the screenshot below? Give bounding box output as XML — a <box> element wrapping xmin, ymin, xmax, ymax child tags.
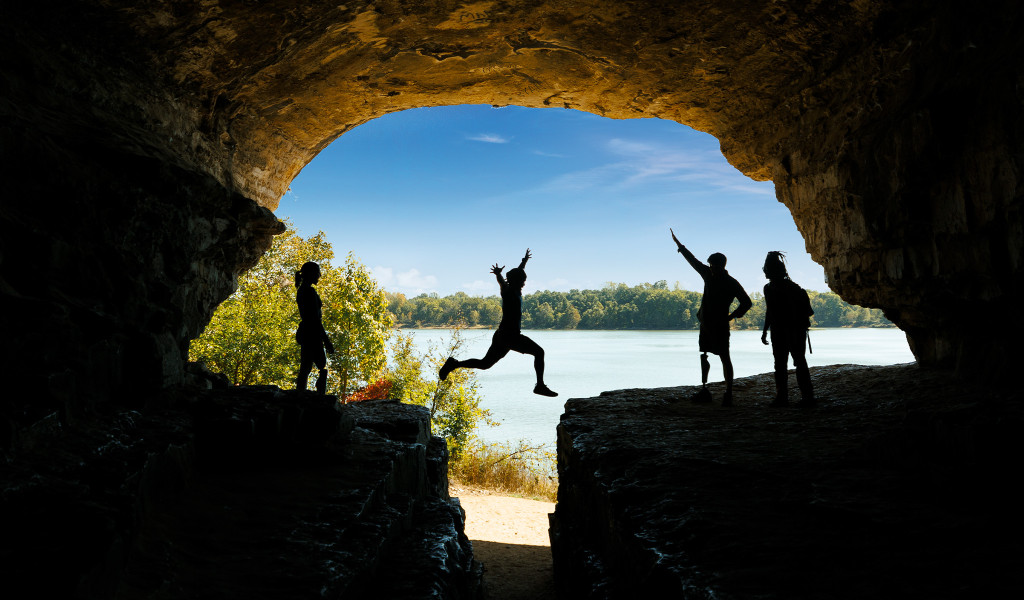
<box><xmin>670</xmin><ymin>228</ymin><xmax>684</xmax><ymax>251</ymax></box>
<box><xmin>522</xmin><ymin>248</ymin><xmax>532</xmax><ymax>263</ymax></box>
<box><xmin>490</xmin><ymin>263</ymin><xmax>505</xmax><ymax>275</ymax></box>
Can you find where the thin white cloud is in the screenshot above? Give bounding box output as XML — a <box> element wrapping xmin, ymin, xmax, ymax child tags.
<box><xmin>541</xmin><ymin>277</ymin><xmax>571</xmax><ymax>291</ymax></box>
<box><xmin>397</xmin><ymin>268</ymin><xmax>438</xmax><ymax>290</ymax></box>
<box><xmin>371</xmin><ymin>266</ymin><xmax>394</xmax><ymax>286</ymax></box>
<box><xmin>461</xmin><ymin>279</ymin><xmax>495</xmax><ymax>294</ymax></box>
<box><xmin>530</xmin><ymin>137</ymin><xmax>775</xmax><ymax>197</ymax></box>
<box><xmin>468</xmin><ymin>133</ymin><xmax>510</xmax><ymax>144</ymax></box>
<box><xmin>606</xmin><ymin>139</ymin><xmax>656</xmax><ymax>155</ymax></box>
<box><xmin>373</xmin><ymin>266</ymin><xmax>439</xmax><ymax>295</ymax></box>
<box><xmin>533</xmin><ymin>149</ymin><xmax>568</xmax><ymax>158</ymax></box>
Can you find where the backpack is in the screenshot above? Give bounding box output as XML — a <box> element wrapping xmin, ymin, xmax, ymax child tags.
<box><xmin>787</xmin><ymin>281</ymin><xmax>813</xmax><ymax>329</ymax></box>
<box><xmin>770</xmin><ymin>280</ymin><xmax>813</xmax><ymax>329</ymax></box>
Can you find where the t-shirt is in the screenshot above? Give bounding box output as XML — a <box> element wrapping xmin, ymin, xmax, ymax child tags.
<box><xmin>679</xmin><ymin>246</ymin><xmax>752</xmax><ymax>325</ymax></box>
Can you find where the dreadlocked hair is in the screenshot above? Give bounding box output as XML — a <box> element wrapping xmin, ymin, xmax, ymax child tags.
<box><xmin>763</xmin><ymin>251</ymin><xmax>789</xmax><ymax>280</ymax></box>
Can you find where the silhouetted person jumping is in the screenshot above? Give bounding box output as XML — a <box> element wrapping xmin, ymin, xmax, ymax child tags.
<box><xmin>295</xmin><ymin>261</ymin><xmax>334</xmax><ymax>394</ymax></box>
<box><xmin>439</xmin><ymin>249</ymin><xmax>557</xmax><ymax>397</ymax></box>
<box><xmin>671</xmin><ymin>229</ymin><xmax>752</xmax><ymax>406</ymax></box>
<box><xmin>760</xmin><ymin>251</ymin><xmax>816</xmax><ymax>407</ymax></box>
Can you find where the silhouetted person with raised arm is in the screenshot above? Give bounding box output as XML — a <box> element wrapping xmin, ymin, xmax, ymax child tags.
<box><xmin>295</xmin><ymin>261</ymin><xmax>334</xmax><ymax>394</ymax></box>
<box><xmin>439</xmin><ymin>249</ymin><xmax>558</xmax><ymax>397</ymax></box>
<box><xmin>761</xmin><ymin>251</ymin><xmax>816</xmax><ymax>407</ymax></box>
<box><xmin>671</xmin><ymin>229</ymin><xmax>752</xmax><ymax>406</ymax></box>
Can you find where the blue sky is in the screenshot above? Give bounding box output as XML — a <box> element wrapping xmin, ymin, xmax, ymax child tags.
<box><xmin>277</xmin><ymin>105</ymin><xmax>828</xmax><ymax>298</ymax></box>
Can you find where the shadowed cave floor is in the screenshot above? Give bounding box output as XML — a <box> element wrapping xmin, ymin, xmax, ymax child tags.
<box><xmin>552</xmin><ymin>363</ymin><xmax>1024</xmax><ymax>598</ymax></box>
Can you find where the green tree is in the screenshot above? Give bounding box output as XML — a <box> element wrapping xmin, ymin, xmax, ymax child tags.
<box><xmin>480</xmin><ymin>299</ymin><xmax>502</xmax><ymax>326</ymax></box>
<box><xmin>320</xmin><ymin>252</ymin><xmax>394</xmax><ymax>396</ymax></box>
<box><xmin>580</xmin><ymin>301</ymin><xmax>606</xmax><ymax>329</ymax></box>
<box><xmin>189</xmin><ymin>223</ymin><xmax>393</xmax><ymax>396</ymax></box>
<box><xmin>534</xmin><ymin>302</ymin><xmax>556</xmax><ymax>328</ymax></box>
<box><xmin>559</xmin><ymin>302</ymin><xmax>582</xmax><ymax>329</ymax></box>
<box><xmin>386</xmin><ymin>329</ymin><xmax>494</xmax><ymax>459</ymax></box>
<box><xmin>383</xmin><ymin>283</ymin><xmax>891</xmax><ymax>331</ymax></box>
<box><xmin>189</xmin><ymin>225</ymin><xmax>330</xmax><ymax>386</ymax></box>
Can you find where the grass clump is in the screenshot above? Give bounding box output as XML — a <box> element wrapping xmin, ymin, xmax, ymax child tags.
<box><xmin>449</xmin><ymin>441</ymin><xmax>558</xmax><ymax>502</ymax></box>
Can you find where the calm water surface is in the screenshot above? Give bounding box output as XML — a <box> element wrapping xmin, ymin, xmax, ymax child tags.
<box><xmin>400</xmin><ymin>328</ymin><xmax>915</xmax><ymax>448</ymax></box>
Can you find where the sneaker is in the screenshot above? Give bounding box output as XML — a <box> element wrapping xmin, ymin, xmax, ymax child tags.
<box><xmin>721</xmin><ymin>391</ymin><xmax>733</xmax><ymax>407</ymax></box>
<box><xmin>797</xmin><ymin>397</ymin><xmax>817</xmax><ymax>408</ymax></box>
<box><xmin>769</xmin><ymin>397</ymin><xmax>789</xmax><ymax>407</ymax></box>
<box><xmin>533</xmin><ymin>383</ymin><xmax>558</xmax><ymax>397</ymax></box>
<box><xmin>439</xmin><ymin>357</ymin><xmax>457</xmax><ymax>381</ymax></box>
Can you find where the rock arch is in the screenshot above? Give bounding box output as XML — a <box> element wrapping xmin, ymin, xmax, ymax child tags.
<box><xmin>2</xmin><ymin>0</ymin><xmax>1022</xmax><ymax>425</ymax></box>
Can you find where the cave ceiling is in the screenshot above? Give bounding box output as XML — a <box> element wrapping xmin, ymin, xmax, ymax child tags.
<box><xmin>3</xmin><ymin>0</ymin><xmax>1022</xmax><ymax>375</ymax></box>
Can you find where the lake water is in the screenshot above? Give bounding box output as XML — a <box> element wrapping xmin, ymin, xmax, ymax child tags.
<box><xmin>399</xmin><ymin>328</ymin><xmax>915</xmax><ymax>449</ymax></box>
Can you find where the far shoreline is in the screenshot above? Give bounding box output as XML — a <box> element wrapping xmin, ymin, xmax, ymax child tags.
<box><xmin>393</xmin><ymin>325</ymin><xmax>900</xmax><ymax>331</ymax></box>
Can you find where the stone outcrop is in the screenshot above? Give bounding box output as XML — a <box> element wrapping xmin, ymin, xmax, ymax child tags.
<box><xmin>550</xmin><ymin>364</ymin><xmax>1024</xmax><ymax>598</ymax></box>
<box><xmin>0</xmin><ymin>387</ymin><xmax>482</xmax><ymax>599</ymax></box>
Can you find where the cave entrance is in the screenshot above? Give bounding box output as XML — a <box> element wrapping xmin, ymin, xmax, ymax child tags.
<box><xmin>277</xmin><ymin>104</ymin><xmax>821</xmax><ymax>299</ymax></box>
<box><xmin>256</xmin><ymin>101</ymin><xmax>913</xmax><ymax>449</ymax></box>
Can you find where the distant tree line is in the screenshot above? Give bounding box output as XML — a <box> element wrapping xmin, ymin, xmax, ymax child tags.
<box><xmin>386</xmin><ymin>281</ymin><xmax>893</xmax><ymax>330</ymax></box>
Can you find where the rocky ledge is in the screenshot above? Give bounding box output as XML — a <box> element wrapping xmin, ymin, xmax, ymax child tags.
<box><xmin>0</xmin><ymin>387</ymin><xmax>482</xmax><ymax>599</ymax></box>
<box><xmin>551</xmin><ymin>364</ymin><xmax>1024</xmax><ymax>599</ymax></box>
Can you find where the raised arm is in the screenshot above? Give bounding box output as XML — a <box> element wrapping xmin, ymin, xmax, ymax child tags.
<box><xmin>670</xmin><ymin>228</ymin><xmax>710</xmax><ymax>278</ymax></box>
<box><xmin>491</xmin><ymin>263</ymin><xmax>506</xmax><ymax>290</ymax></box>
<box><xmin>518</xmin><ymin>248</ymin><xmax>531</xmax><ymax>270</ymax></box>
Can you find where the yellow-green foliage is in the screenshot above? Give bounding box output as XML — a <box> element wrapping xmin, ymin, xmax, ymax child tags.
<box><xmin>189</xmin><ymin>222</ymin><xmax>393</xmax><ymax>396</ymax></box>
<box><xmin>449</xmin><ymin>441</ymin><xmax>558</xmax><ymax>502</ymax></box>
<box><xmin>386</xmin><ymin>328</ymin><xmax>495</xmax><ymax>460</ymax></box>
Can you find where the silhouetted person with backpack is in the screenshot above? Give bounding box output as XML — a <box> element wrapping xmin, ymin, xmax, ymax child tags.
<box><xmin>671</xmin><ymin>229</ymin><xmax>752</xmax><ymax>406</ymax></box>
<box><xmin>439</xmin><ymin>249</ymin><xmax>557</xmax><ymax>397</ymax></box>
<box><xmin>295</xmin><ymin>261</ymin><xmax>334</xmax><ymax>394</ymax></box>
<box><xmin>760</xmin><ymin>251</ymin><xmax>816</xmax><ymax>407</ymax></box>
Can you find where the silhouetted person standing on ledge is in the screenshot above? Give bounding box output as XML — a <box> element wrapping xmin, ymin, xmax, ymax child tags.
<box><xmin>761</xmin><ymin>251</ymin><xmax>816</xmax><ymax>407</ymax></box>
<box><xmin>439</xmin><ymin>249</ymin><xmax>557</xmax><ymax>397</ymax></box>
<box><xmin>295</xmin><ymin>261</ymin><xmax>334</xmax><ymax>394</ymax></box>
<box><xmin>671</xmin><ymin>229</ymin><xmax>752</xmax><ymax>406</ymax></box>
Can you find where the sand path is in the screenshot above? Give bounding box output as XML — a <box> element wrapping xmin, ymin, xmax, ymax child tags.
<box><xmin>453</xmin><ymin>483</ymin><xmax>558</xmax><ymax>600</ymax></box>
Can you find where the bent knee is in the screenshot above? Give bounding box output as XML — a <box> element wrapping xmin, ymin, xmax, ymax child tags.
<box><xmin>477</xmin><ymin>357</ymin><xmax>500</xmax><ymax>369</ymax></box>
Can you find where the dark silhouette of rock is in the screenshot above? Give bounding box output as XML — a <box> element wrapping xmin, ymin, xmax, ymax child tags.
<box><xmin>0</xmin><ymin>390</ymin><xmax>482</xmax><ymax>599</ymax></box>
<box><xmin>550</xmin><ymin>364</ymin><xmax>1024</xmax><ymax>599</ymax></box>
<box><xmin>2</xmin><ymin>2</ymin><xmax>1024</xmax><ymax>598</ymax></box>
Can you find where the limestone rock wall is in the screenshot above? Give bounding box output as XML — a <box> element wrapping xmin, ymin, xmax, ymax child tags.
<box><xmin>765</xmin><ymin>4</ymin><xmax>1024</xmax><ymax>371</ymax></box>
<box><xmin>0</xmin><ymin>123</ymin><xmax>283</xmax><ymax>442</ymax></box>
<box><xmin>1</xmin><ymin>1</ymin><xmax>1022</xmax><ymax>433</ymax></box>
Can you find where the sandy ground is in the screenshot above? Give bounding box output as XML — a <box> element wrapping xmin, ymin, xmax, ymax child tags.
<box><xmin>452</xmin><ymin>482</ymin><xmax>558</xmax><ymax>600</ymax></box>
